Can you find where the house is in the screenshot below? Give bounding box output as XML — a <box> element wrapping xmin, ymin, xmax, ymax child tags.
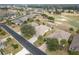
<box><xmin>35</xmin><ymin>25</ymin><xmax>51</xmax><ymax>36</ymax></box>
<box><xmin>13</xmin><ymin>19</ymin><xmax>23</xmax><ymax>25</ymax></box>
<box><xmin>47</xmin><ymin>30</ymin><xmax>71</xmax><ymax>41</ymax></box>
<box><xmin>69</xmin><ymin>34</ymin><xmax>79</xmax><ymax>51</ymax></box>
<box><xmin>13</xmin><ymin>14</ymin><xmax>36</xmax><ymax>25</ymax></box>
<box><xmin>33</xmin><ymin>8</ymin><xmax>44</xmax><ymax>14</ymax></box>
<box><xmin>12</xmin><ymin>15</ymin><xmax>28</xmax><ymax>25</ymax></box>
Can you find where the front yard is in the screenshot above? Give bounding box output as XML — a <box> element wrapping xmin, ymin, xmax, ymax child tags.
<box><xmin>34</xmin><ymin>36</ymin><xmax>45</xmax><ymax>47</ymax></box>
<box><xmin>46</xmin><ymin>49</ymin><xmax>68</xmax><ymax>55</ymax></box>
<box><xmin>2</xmin><ymin>37</ymin><xmax>23</xmax><ymax>55</ymax></box>
<box><xmin>0</xmin><ymin>28</ymin><xmax>9</xmax><ymax>39</ymax></box>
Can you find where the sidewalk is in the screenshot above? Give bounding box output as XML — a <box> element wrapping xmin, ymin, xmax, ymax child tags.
<box><xmin>16</xmin><ymin>48</ymin><xmax>30</xmax><ymax>55</ymax></box>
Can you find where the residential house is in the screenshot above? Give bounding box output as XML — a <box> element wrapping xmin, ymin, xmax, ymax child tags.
<box><xmin>47</xmin><ymin>30</ymin><xmax>71</xmax><ymax>41</ymax></box>
<box><xmin>35</xmin><ymin>25</ymin><xmax>51</xmax><ymax>36</ymax></box>
<box><xmin>69</xmin><ymin>34</ymin><xmax>79</xmax><ymax>51</ymax></box>
<box><xmin>13</xmin><ymin>19</ymin><xmax>23</xmax><ymax>25</ymax></box>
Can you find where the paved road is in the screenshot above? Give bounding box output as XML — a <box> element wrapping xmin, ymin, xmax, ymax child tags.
<box><xmin>0</xmin><ymin>23</ymin><xmax>46</xmax><ymax>55</ymax></box>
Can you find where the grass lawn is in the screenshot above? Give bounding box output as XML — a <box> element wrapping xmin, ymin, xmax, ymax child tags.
<box><xmin>3</xmin><ymin>37</ymin><xmax>23</xmax><ymax>55</ymax></box>
<box><xmin>63</xmin><ymin>15</ymin><xmax>79</xmax><ymax>29</ymax></box>
<box><xmin>34</xmin><ymin>36</ymin><xmax>45</xmax><ymax>47</ymax></box>
<box><xmin>46</xmin><ymin>49</ymin><xmax>68</xmax><ymax>55</ymax></box>
<box><xmin>0</xmin><ymin>29</ymin><xmax>9</xmax><ymax>39</ymax></box>
<box><xmin>53</xmin><ymin>14</ymin><xmax>62</xmax><ymax>19</ymax></box>
<box><xmin>53</xmin><ymin>14</ymin><xmax>79</xmax><ymax>28</ymax></box>
<box><xmin>65</xmin><ymin>15</ymin><xmax>79</xmax><ymax>21</ymax></box>
<box><xmin>52</xmin><ymin>14</ymin><xmax>79</xmax><ymax>31</ymax></box>
<box><xmin>0</xmin><ymin>34</ymin><xmax>9</xmax><ymax>39</ymax></box>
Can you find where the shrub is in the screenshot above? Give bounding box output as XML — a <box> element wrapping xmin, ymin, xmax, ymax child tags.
<box><xmin>69</xmin><ymin>27</ymin><xmax>74</xmax><ymax>32</ymax></box>
<box><xmin>7</xmin><ymin>38</ymin><xmax>12</xmax><ymax>42</ymax></box>
<box><xmin>11</xmin><ymin>44</ymin><xmax>18</xmax><ymax>49</ymax></box>
<box><xmin>0</xmin><ymin>29</ymin><xmax>6</xmax><ymax>36</ymax></box>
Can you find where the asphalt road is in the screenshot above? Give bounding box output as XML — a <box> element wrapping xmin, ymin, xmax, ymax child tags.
<box><xmin>0</xmin><ymin>23</ymin><xmax>46</xmax><ymax>55</ymax></box>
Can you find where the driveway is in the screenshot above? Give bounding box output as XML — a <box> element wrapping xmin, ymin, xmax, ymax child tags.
<box><xmin>28</xmin><ymin>35</ymin><xmax>38</xmax><ymax>44</ymax></box>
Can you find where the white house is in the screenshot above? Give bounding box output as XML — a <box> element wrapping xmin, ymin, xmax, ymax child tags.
<box><xmin>35</xmin><ymin>25</ymin><xmax>51</xmax><ymax>36</ymax></box>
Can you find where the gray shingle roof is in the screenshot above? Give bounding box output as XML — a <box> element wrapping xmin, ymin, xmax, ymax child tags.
<box><xmin>69</xmin><ymin>34</ymin><xmax>79</xmax><ymax>51</ymax></box>
<box><xmin>47</xmin><ymin>30</ymin><xmax>71</xmax><ymax>40</ymax></box>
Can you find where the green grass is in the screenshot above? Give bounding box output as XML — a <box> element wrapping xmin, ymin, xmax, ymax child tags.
<box><xmin>0</xmin><ymin>29</ymin><xmax>9</xmax><ymax>39</ymax></box>
<box><xmin>53</xmin><ymin>15</ymin><xmax>62</xmax><ymax>19</ymax></box>
<box><xmin>64</xmin><ymin>15</ymin><xmax>79</xmax><ymax>29</ymax></box>
<box><xmin>34</xmin><ymin>36</ymin><xmax>45</xmax><ymax>47</ymax></box>
<box><xmin>53</xmin><ymin>14</ymin><xmax>79</xmax><ymax>30</ymax></box>
<box><xmin>65</xmin><ymin>15</ymin><xmax>79</xmax><ymax>21</ymax></box>
<box><xmin>46</xmin><ymin>49</ymin><xmax>68</xmax><ymax>55</ymax></box>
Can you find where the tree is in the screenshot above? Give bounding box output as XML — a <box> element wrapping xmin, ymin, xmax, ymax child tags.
<box><xmin>46</xmin><ymin>38</ymin><xmax>59</xmax><ymax>51</ymax></box>
<box><xmin>69</xmin><ymin>27</ymin><xmax>74</xmax><ymax>32</ymax></box>
<box><xmin>41</xmin><ymin>14</ymin><xmax>48</xmax><ymax>17</ymax></box>
<box><xmin>6</xmin><ymin>38</ymin><xmax>12</xmax><ymax>42</ymax></box>
<box><xmin>6</xmin><ymin>20</ymin><xmax>13</xmax><ymax>25</ymax></box>
<box><xmin>21</xmin><ymin>24</ymin><xmax>36</xmax><ymax>39</ymax></box>
<box><xmin>11</xmin><ymin>44</ymin><xmax>18</xmax><ymax>49</ymax></box>
<box><xmin>36</xmin><ymin>19</ymin><xmax>40</xmax><ymax>22</ymax></box>
<box><xmin>27</xmin><ymin>18</ymin><xmax>33</xmax><ymax>22</ymax></box>
<box><xmin>0</xmin><ymin>29</ymin><xmax>6</xmax><ymax>36</ymax></box>
<box><xmin>53</xmin><ymin>9</ymin><xmax>61</xmax><ymax>14</ymax></box>
<box><xmin>48</xmin><ymin>16</ymin><xmax>54</xmax><ymax>20</ymax></box>
<box><xmin>48</xmin><ymin>16</ymin><xmax>55</xmax><ymax>23</ymax></box>
<box><xmin>23</xmin><ymin>21</ymin><xmax>27</xmax><ymax>24</ymax></box>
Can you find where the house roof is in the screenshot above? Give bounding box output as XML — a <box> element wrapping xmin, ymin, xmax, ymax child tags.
<box><xmin>69</xmin><ymin>34</ymin><xmax>79</xmax><ymax>51</ymax></box>
<box><xmin>47</xmin><ymin>30</ymin><xmax>71</xmax><ymax>40</ymax></box>
<box><xmin>13</xmin><ymin>14</ymin><xmax>36</xmax><ymax>24</ymax></box>
<box><xmin>13</xmin><ymin>19</ymin><xmax>23</xmax><ymax>24</ymax></box>
<box><xmin>35</xmin><ymin>25</ymin><xmax>50</xmax><ymax>36</ymax></box>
